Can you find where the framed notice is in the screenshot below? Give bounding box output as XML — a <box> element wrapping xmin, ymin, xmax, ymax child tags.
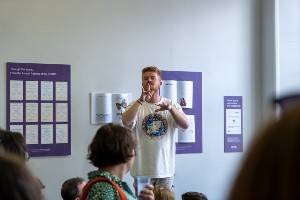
<box><xmin>6</xmin><ymin>62</ymin><xmax>71</xmax><ymax>157</ymax></box>
<box><xmin>224</xmin><ymin>96</ymin><xmax>243</xmax><ymax>153</ymax></box>
<box><xmin>161</xmin><ymin>71</ymin><xmax>202</xmax><ymax>154</ymax></box>
<box><xmin>90</xmin><ymin>92</ymin><xmax>132</xmax><ymax>125</ymax></box>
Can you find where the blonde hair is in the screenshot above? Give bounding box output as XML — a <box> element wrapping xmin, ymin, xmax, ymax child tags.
<box><xmin>154</xmin><ymin>186</ymin><xmax>175</xmax><ymax>200</ymax></box>
<box><xmin>142</xmin><ymin>66</ymin><xmax>161</xmax><ymax>77</ymax></box>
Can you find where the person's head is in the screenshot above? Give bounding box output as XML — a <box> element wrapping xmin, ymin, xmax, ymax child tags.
<box><xmin>0</xmin><ymin>154</ymin><xmax>42</xmax><ymax>200</ymax></box>
<box><xmin>88</xmin><ymin>123</ymin><xmax>136</xmax><ymax>169</ymax></box>
<box><xmin>61</xmin><ymin>177</ymin><xmax>86</xmax><ymax>200</ymax></box>
<box><xmin>182</xmin><ymin>192</ymin><xmax>208</xmax><ymax>200</ymax></box>
<box><xmin>154</xmin><ymin>186</ymin><xmax>175</xmax><ymax>200</ymax></box>
<box><xmin>0</xmin><ymin>128</ymin><xmax>28</xmax><ymax>161</ymax></box>
<box><xmin>228</xmin><ymin>104</ymin><xmax>300</xmax><ymax>200</ymax></box>
<box><xmin>142</xmin><ymin>66</ymin><xmax>162</xmax><ymax>93</ymax></box>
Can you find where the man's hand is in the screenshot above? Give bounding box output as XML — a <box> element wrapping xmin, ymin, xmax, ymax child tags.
<box><xmin>155</xmin><ymin>101</ymin><xmax>189</xmax><ymax>129</ymax></box>
<box><xmin>140</xmin><ymin>83</ymin><xmax>152</xmax><ymax>102</ymax></box>
<box><xmin>155</xmin><ymin>101</ymin><xmax>172</xmax><ymax>112</ymax></box>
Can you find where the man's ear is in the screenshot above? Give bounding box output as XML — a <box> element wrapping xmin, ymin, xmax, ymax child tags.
<box><xmin>160</xmin><ymin>80</ymin><xmax>162</xmax><ymax>85</ymax></box>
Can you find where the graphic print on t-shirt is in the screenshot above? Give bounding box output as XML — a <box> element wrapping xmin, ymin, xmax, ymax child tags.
<box><xmin>142</xmin><ymin>113</ymin><xmax>168</xmax><ymax>139</ymax></box>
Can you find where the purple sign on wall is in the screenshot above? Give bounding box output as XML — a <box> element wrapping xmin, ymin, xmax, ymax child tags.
<box><xmin>224</xmin><ymin>96</ymin><xmax>243</xmax><ymax>153</ymax></box>
<box><xmin>161</xmin><ymin>71</ymin><xmax>202</xmax><ymax>154</ymax></box>
<box><xmin>6</xmin><ymin>62</ymin><xmax>71</xmax><ymax>157</ymax></box>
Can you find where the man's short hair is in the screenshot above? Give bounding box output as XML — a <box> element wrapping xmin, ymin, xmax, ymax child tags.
<box><xmin>142</xmin><ymin>66</ymin><xmax>161</xmax><ymax>77</ymax></box>
<box><xmin>61</xmin><ymin>177</ymin><xmax>85</xmax><ymax>200</ymax></box>
<box><xmin>182</xmin><ymin>192</ymin><xmax>208</xmax><ymax>200</ymax></box>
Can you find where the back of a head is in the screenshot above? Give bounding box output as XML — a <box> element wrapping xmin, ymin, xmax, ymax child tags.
<box><xmin>88</xmin><ymin>123</ymin><xmax>136</xmax><ymax>168</ymax></box>
<box><xmin>0</xmin><ymin>154</ymin><xmax>41</xmax><ymax>200</ymax></box>
<box><xmin>182</xmin><ymin>192</ymin><xmax>208</xmax><ymax>200</ymax></box>
<box><xmin>154</xmin><ymin>186</ymin><xmax>175</xmax><ymax>200</ymax></box>
<box><xmin>0</xmin><ymin>128</ymin><xmax>27</xmax><ymax>161</ymax></box>
<box><xmin>61</xmin><ymin>177</ymin><xmax>85</xmax><ymax>200</ymax></box>
<box><xmin>229</xmin><ymin>104</ymin><xmax>300</xmax><ymax>200</ymax></box>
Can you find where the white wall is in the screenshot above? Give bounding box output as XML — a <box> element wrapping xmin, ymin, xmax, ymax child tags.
<box><xmin>261</xmin><ymin>0</ymin><xmax>276</xmax><ymax>115</ymax></box>
<box><xmin>0</xmin><ymin>0</ymin><xmax>263</xmax><ymax>199</ymax></box>
<box><xmin>277</xmin><ymin>0</ymin><xmax>300</xmax><ymax>96</ymax></box>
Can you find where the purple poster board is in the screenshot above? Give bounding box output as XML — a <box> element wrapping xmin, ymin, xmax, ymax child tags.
<box><xmin>161</xmin><ymin>71</ymin><xmax>202</xmax><ymax>154</ymax></box>
<box><xmin>6</xmin><ymin>62</ymin><xmax>71</xmax><ymax>157</ymax></box>
<box><xmin>224</xmin><ymin>96</ymin><xmax>243</xmax><ymax>153</ymax></box>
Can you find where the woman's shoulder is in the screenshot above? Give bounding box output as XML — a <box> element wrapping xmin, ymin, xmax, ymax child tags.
<box><xmin>88</xmin><ymin>181</ymin><xmax>118</xmax><ymax>200</ymax></box>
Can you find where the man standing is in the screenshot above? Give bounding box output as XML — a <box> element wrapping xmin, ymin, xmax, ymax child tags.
<box><xmin>122</xmin><ymin>66</ymin><xmax>189</xmax><ymax>191</ymax></box>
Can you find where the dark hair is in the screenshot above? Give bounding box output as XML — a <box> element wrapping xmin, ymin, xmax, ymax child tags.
<box><xmin>0</xmin><ymin>154</ymin><xmax>42</xmax><ymax>200</ymax></box>
<box><xmin>228</xmin><ymin>104</ymin><xmax>300</xmax><ymax>200</ymax></box>
<box><xmin>61</xmin><ymin>177</ymin><xmax>85</xmax><ymax>200</ymax></box>
<box><xmin>142</xmin><ymin>66</ymin><xmax>161</xmax><ymax>77</ymax></box>
<box><xmin>88</xmin><ymin>123</ymin><xmax>136</xmax><ymax>168</ymax></box>
<box><xmin>0</xmin><ymin>128</ymin><xmax>27</xmax><ymax>161</ymax></box>
<box><xmin>182</xmin><ymin>192</ymin><xmax>208</xmax><ymax>200</ymax></box>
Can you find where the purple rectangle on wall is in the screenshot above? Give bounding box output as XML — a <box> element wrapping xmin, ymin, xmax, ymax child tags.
<box><xmin>6</xmin><ymin>62</ymin><xmax>71</xmax><ymax>157</ymax></box>
<box><xmin>224</xmin><ymin>96</ymin><xmax>243</xmax><ymax>153</ymax></box>
<box><xmin>161</xmin><ymin>71</ymin><xmax>202</xmax><ymax>154</ymax></box>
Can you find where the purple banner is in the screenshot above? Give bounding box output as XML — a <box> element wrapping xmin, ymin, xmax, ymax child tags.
<box><xmin>161</xmin><ymin>71</ymin><xmax>202</xmax><ymax>154</ymax></box>
<box><xmin>224</xmin><ymin>96</ymin><xmax>243</xmax><ymax>153</ymax></box>
<box><xmin>6</xmin><ymin>62</ymin><xmax>71</xmax><ymax>157</ymax></box>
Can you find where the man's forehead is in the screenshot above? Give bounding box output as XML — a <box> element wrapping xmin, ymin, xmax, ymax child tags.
<box><xmin>142</xmin><ymin>71</ymin><xmax>159</xmax><ymax>77</ymax></box>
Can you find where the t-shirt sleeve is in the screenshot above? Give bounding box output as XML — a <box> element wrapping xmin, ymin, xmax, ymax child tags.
<box><xmin>172</xmin><ymin>101</ymin><xmax>183</xmax><ymax>112</ymax></box>
<box><xmin>88</xmin><ymin>182</ymin><xmax>119</xmax><ymax>200</ymax></box>
<box><xmin>171</xmin><ymin>100</ymin><xmax>185</xmax><ymax>128</ymax></box>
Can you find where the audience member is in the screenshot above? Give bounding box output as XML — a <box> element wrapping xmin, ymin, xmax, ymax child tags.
<box><xmin>0</xmin><ymin>128</ymin><xmax>27</xmax><ymax>160</ymax></box>
<box><xmin>228</xmin><ymin>104</ymin><xmax>300</xmax><ymax>200</ymax></box>
<box><xmin>154</xmin><ymin>186</ymin><xmax>175</xmax><ymax>200</ymax></box>
<box><xmin>0</xmin><ymin>153</ymin><xmax>42</xmax><ymax>200</ymax></box>
<box><xmin>182</xmin><ymin>192</ymin><xmax>208</xmax><ymax>200</ymax></box>
<box><xmin>0</xmin><ymin>128</ymin><xmax>45</xmax><ymax>190</ymax></box>
<box><xmin>81</xmin><ymin>123</ymin><xmax>154</xmax><ymax>200</ymax></box>
<box><xmin>61</xmin><ymin>177</ymin><xmax>86</xmax><ymax>200</ymax></box>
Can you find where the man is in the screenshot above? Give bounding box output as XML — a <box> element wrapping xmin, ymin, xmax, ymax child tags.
<box><xmin>61</xmin><ymin>177</ymin><xmax>86</xmax><ymax>200</ymax></box>
<box><xmin>182</xmin><ymin>192</ymin><xmax>208</xmax><ymax>200</ymax></box>
<box><xmin>122</xmin><ymin>66</ymin><xmax>189</xmax><ymax>191</ymax></box>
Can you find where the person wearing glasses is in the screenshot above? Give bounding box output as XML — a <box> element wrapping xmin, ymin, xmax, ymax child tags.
<box><xmin>0</xmin><ymin>128</ymin><xmax>45</xmax><ymax>190</ymax></box>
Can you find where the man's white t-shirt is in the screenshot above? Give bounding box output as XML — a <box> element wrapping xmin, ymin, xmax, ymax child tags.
<box><xmin>127</xmin><ymin>97</ymin><xmax>183</xmax><ymax>178</ymax></box>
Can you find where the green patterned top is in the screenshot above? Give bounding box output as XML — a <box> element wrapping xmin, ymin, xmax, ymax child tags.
<box><xmin>87</xmin><ymin>169</ymin><xmax>136</xmax><ymax>200</ymax></box>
